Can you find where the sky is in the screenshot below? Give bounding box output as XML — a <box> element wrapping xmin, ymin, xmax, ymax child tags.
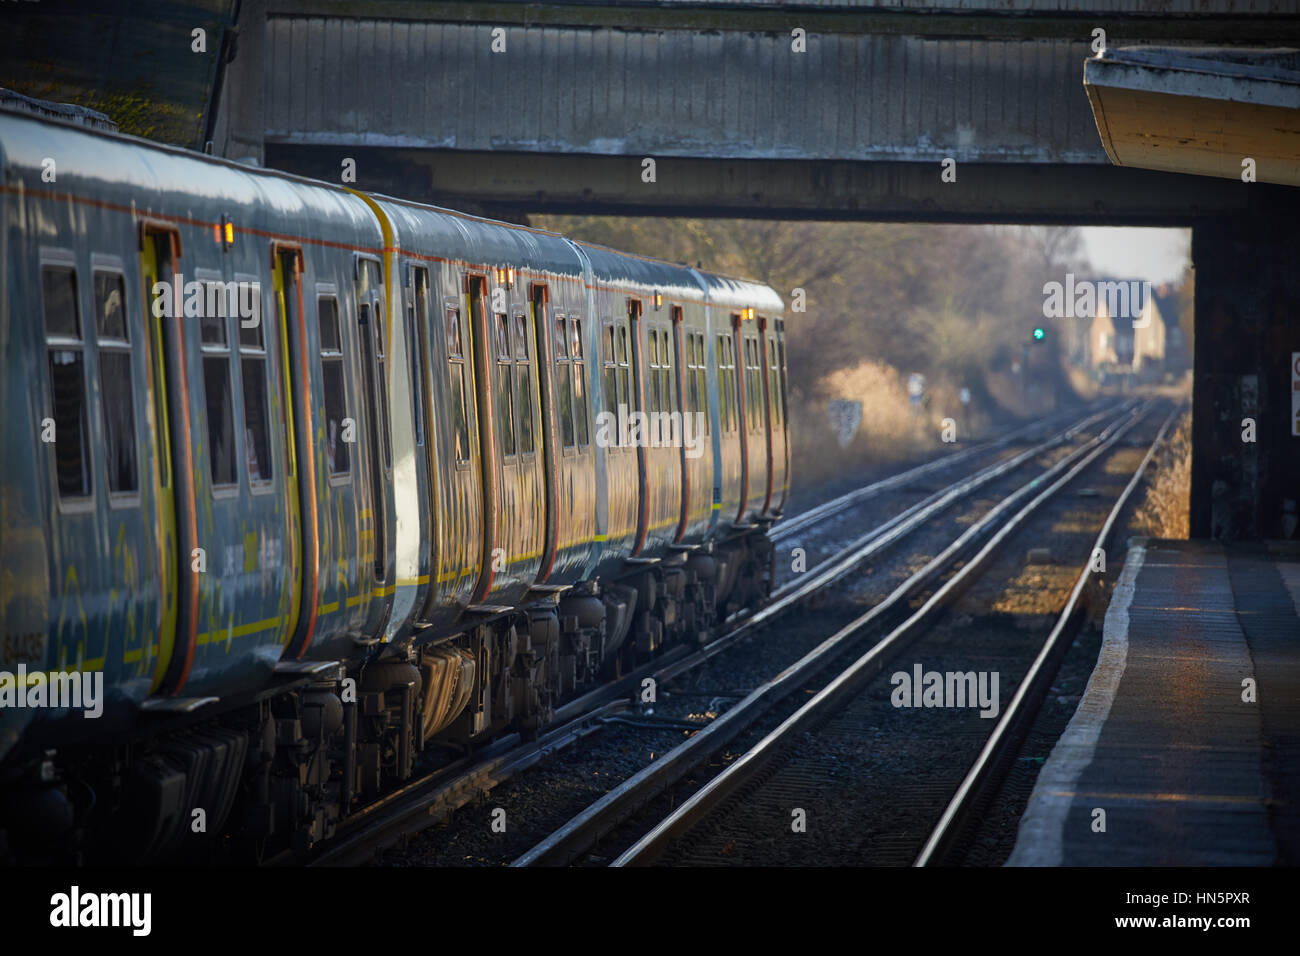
<box><xmin>1079</xmin><ymin>227</ymin><xmax>1191</xmax><ymax>285</ymax></box>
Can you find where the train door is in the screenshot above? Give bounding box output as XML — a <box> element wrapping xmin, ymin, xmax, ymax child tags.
<box><xmin>466</xmin><ymin>275</ymin><xmax>499</xmax><ymax>604</ymax></box>
<box><xmin>628</xmin><ymin>298</ymin><xmax>649</xmax><ymax>554</ymax></box>
<box><xmin>772</xmin><ymin>318</ymin><xmax>791</xmax><ymax>512</ymax></box>
<box><xmin>355</xmin><ymin>258</ymin><xmax>391</xmax><ymax>586</ymax></box>
<box><xmin>730</xmin><ymin>313</ymin><xmax>749</xmax><ymax>524</ymax></box>
<box><xmin>529</xmin><ymin>284</ymin><xmax>561</xmax><ymax>580</ymax></box>
<box><xmin>273</xmin><ymin>248</ymin><xmax>318</xmax><ymax>659</ymax></box>
<box><xmin>744</xmin><ymin>327</ymin><xmax>765</xmax><ymax>520</ymax></box>
<box><xmin>670</xmin><ymin>305</ymin><xmax>690</xmax><ymax>540</ymax></box>
<box><xmin>756</xmin><ymin>316</ymin><xmax>775</xmax><ymax>514</ymax></box>
<box><xmin>138</xmin><ymin>225</ymin><xmax>193</xmax><ymax>694</ymax></box>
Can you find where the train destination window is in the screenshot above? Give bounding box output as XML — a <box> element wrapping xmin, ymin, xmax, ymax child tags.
<box><xmin>446</xmin><ymin>307</ymin><xmax>470</xmax><ymax>465</ymax></box>
<box><xmin>93</xmin><ymin>271</ymin><xmax>139</xmax><ymax>495</ymax></box>
<box><xmin>495</xmin><ymin>313</ymin><xmax>516</xmax><ymax>457</ymax></box>
<box><xmin>238</xmin><ymin>282</ymin><xmax>271</xmax><ymax>484</ymax></box>
<box><xmin>318</xmin><ymin>296</ymin><xmax>350</xmax><ymax>475</ymax></box>
<box><xmin>42</xmin><ymin>265</ymin><xmax>92</xmax><ymax>498</ymax></box>
<box><xmin>199</xmin><ymin>282</ymin><xmax>237</xmax><ymax>487</ymax></box>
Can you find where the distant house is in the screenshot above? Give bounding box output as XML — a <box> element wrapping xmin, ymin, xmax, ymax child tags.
<box><xmin>1079</xmin><ymin>277</ymin><xmax>1167</xmax><ymax>379</ymax></box>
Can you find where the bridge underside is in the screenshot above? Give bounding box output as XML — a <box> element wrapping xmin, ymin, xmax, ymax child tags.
<box><xmin>222</xmin><ymin>3</ymin><xmax>1300</xmax><ymax>541</ymax></box>
<box><xmin>267</xmin><ymin>146</ymin><xmax>1267</xmax><ymax>226</ymax></box>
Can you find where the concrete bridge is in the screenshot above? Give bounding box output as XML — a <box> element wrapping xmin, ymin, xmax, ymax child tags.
<box><xmin>213</xmin><ymin>0</ymin><xmax>1299</xmax><ymax>223</ymax></box>
<box><xmin>206</xmin><ymin>2</ymin><xmax>1299</xmax><ymax>541</ymax></box>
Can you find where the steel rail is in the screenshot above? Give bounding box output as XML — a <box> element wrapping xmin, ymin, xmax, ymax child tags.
<box><xmin>511</xmin><ymin>402</ymin><xmax>1147</xmax><ymax>867</ymax></box>
<box><xmin>729</xmin><ymin>400</ymin><xmax>1133</xmax><ymax>640</ymax></box>
<box><xmin>768</xmin><ymin>401</ymin><xmax>1119</xmax><ymax>544</ymax></box>
<box><xmin>912</xmin><ymin>403</ymin><xmax>1182</xmax><ymax>866</ymax></box>
<box><xmin>608</xmin><ymin>402</ymin><xmax>1152</xmax><ymax>866</ymax></box>
<box><xmin>307</xmin><ymin>401</ymin><xmax>1138</xmax><ymax>866</ymax></box>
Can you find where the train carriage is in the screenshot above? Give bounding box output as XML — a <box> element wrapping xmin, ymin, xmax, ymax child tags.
<box><xmin>0</xmin><ymin>112</ymin><xmax>394</xmax><ymax>751</ymax></box>
<box><xmin>0</xmin><ymin>107</ymin><xmax>789</xmax><ymax>863</ymax></box>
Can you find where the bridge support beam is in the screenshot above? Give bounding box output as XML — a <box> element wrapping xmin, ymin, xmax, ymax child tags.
<box><xmin>1191</xmin><ymin>208</ymin><xmax>1300</xmax><ymax>540</ymax></box>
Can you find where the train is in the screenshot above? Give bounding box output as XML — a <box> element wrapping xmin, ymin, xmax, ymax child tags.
<box><xmin>0</xmin><ymin>109</ymin><xmax>790</xmax><ymax>863</ymax></box>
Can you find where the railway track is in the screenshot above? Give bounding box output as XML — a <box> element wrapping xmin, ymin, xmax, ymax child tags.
<box><xmin>305</xmin><ymin>401</ymin><xmax>1140</xmax><ymax>866</ymax></box>
<box><xmin>505</xmin><ymin>400</ymin><xmax>1175</xmax><ymax>867</ymax></box>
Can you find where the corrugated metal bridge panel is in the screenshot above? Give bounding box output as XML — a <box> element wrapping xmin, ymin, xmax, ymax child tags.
<box><xmin>392</xmin><ymin>0</ymin><xmax>1299</xmax><ymax>13</ymax></box>
<box><xmin>264</xmin><ymin>17</ymin><xmax>1110</xmax><ymax>163</ymax></box>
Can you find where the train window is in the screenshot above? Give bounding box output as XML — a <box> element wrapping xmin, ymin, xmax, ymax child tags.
<box><xmin>446</xmin><ymin>307</ymin><xmax>463</xmax><ymax>357</ymax></box>
<box><xmin>778</xmin><ymin>339</ymin><xmax>789</xmax><ymax>425</ymax></box>
<box><xmin>93</xmin><ymin>271</ymin><xmax>139</xmax><ymax>495</ymax></box>
<box><xmin>685</xmin><ymin>332</ymin><xmax>701</xmax><ymax>421</ymax></box>
<box><xmin>616</xmin><ymin>325</ymin><xmax>630</xmax><ymax>415</ymax></box>
<box><xmin>42</xmin><ymin>265</ymin><xmax>92</xmax><ymax>498</ymax></box>
<box><xmin>319</xmin><ymin>297</ymin><xmax>341</xmax><ymax>352</ymax></box>
<box><xmin>744</xmin><ymin>336</ymin><xmax>762</xmax><ymax>431</ymax></box>
<box><xmin>94</xmin><ymin>271</ymin><xmax>128</xmax><ymax>341</ymax></box>
<box><xmin>601</xmin><ymin>323</ymin><xmax>617</xmax><ymax>433</ymax></box>
<box><xmin>648</xmin><ymin>329</ymin><xmax>661</xmax><ymax>420</ymax></box>
<box><xmin>571</xmin><ymin>318</ymin><xmax>588</xmax><ymax>446</ymax></box>
<box><xmin>514</xmin><ymin>313</ymin><xmax>534</xmax><ymax>455</ymax></box>
<box><xmin>769</xmin><ymin>338</ymin><xmax>782</xmax><ymax>426</ymax></box>
<box><xmin>495</xmin><ymin>313</ymin><xmax>516</xmax><ymax>457</ymax></box>
<box><xmin>363</xmin><ymin>293</ymin><xmax>392</xmax><ymax>473</ymax></box>
<box><xmin>662</xmin><ymin>328</ymin><xmax>676</xmax><ymax>418</ymax></box>
<box><xmin>554</xmin><ymin>316</ymin><xmax>568</xmax><ymax>359</ymax></box>
<box><xmin>410</xmin><ymin>268</ymin><xmax>430</xmax><ymax>448</ymax></box>
<box><xmin>450</xmin><ymin>363</ymin><xmax>471</xmax><ymax>464</ymax></box>
<box><xmin>556</xmin><ymin>315</ymin><xmax>574</xmax><ymax>448</ymax></box>
<box><xmin>696</xmin><ymin>334</ymin><xmax>709</xmax><ymax>434</ymax></box>
<box><xmin>199</xmin><ymin>283</ymin><xmax>237</xmax><ymax>487</ymax></box>
<box><xmin>715</xmin><ymin>333</ymin><xmax>734</xmax><ymax>433</ymax></box>
<box><xmin>239</xmin><ymin>282</ymin><xmax>271</xmax><ymax>484</ymax></box>
<box><xmin>199</xmin><ymin>289</ymin><xmax>227</xmax><ymax>347</ymax></box>
<box><xmin>318</xmin><ymin>296</ymin><xmax>350</xmax><ymax>475</ymax></box>
<box><xmin>497</xmin><ymin>312</ymin><xmax>511</xmax><ymax>359</ymax></box>
<box><xmin>446</xmin><ymin>307</ymin><xmax>470</xmax><ymax>464</ymax></box>
<box><xmin>514</xmin><ymin>313</ymin><xmax>529</xmax><ymax>360</ymax></box>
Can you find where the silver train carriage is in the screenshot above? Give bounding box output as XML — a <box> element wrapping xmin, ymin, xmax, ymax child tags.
<box><xmin>0</xmin><ymin>110</ymin><xmax>790</xmax><ymax>862</ymax></box>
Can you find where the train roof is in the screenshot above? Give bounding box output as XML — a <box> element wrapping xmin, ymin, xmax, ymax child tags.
<box><xmin>693</xmin><ymin>270</ymin><xmax>785</xmax><ymax>316</ymax></box>
<box><xmin>365</xmin><ymin>192</ymin><xmax>585</xmax><ymax>282</ymax></box>
<box><xmin>1</xmin><ymin>108</ymin><xmax>783</xmax><ymax>313</ymax></box>
<box><xmin>0</xmin><ymin>109</ymin><xmax>381</xmax><ymax>247</ymax></box>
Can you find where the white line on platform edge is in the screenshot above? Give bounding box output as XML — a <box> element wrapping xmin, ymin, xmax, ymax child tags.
<box><xmin>1004</xmin><ymin>544</ymin><xmax>1145</xmax><ymax>866</ymax></box>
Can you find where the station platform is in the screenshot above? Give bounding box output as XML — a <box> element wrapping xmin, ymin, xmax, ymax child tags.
<box><xmin>1007</xmin><ymin>538</ymin><xmax>1300</xmax><ymax>866</ymax></box>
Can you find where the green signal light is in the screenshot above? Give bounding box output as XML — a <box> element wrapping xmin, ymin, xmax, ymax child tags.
<box><xmin>1032</xmin><ymin>327</ymin><xmax>1046</xmax><ymax>341</ymax></box>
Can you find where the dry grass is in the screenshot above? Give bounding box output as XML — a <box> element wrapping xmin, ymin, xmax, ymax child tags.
<box><xmin>789</xmin><ymin>358</ymin><xmax>977</xmax><ymax>488</ymax></box>
<box><xmin>1135</xmin><ymin>410</ymin><xmax>1191</xmax><ymax>539</ymax></box>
